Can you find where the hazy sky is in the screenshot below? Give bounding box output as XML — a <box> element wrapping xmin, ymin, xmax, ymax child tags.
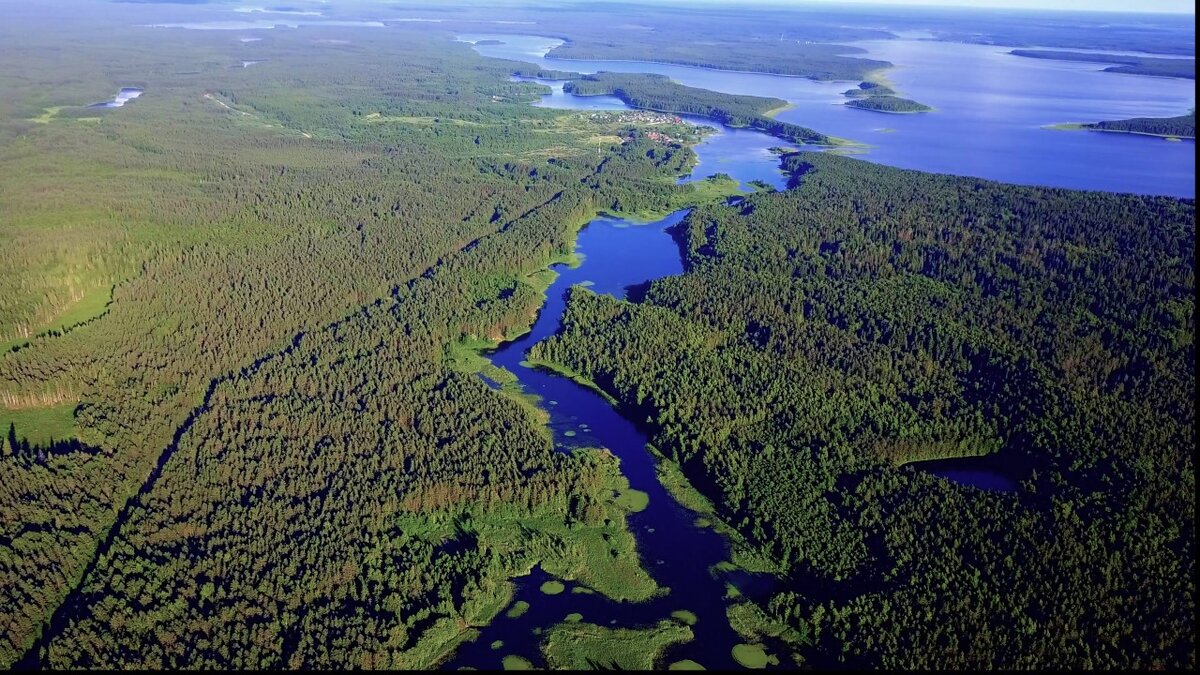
<box><xmin>803</xmin><ymin>0</ymin><xmax>1193</xmax><ymax>12</ymax></box>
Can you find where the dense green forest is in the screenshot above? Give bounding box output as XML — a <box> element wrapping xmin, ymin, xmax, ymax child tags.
<box><xmin>2</xmin><ymin>0</ymin><xmax>1195</xmax><ymax>670</ymax></box>
<box><xmin>844</xmin><ymin>95</ymin><xmax>932</xmax><ymax>113</ymax></box>
<box><xmin>563</xmin><ymin>73</ymin><xmax>835</xmax><ymax>145</ymax></box>
<box><xmin>1084</xmin><ymin>111</ymin><xmax>1196</xmax><ymax>138</ymax></box>
<box><xmin>842</xmin><ymin>82</ymin><xmax>896</xmax><ymax>98</ymax></box>
<box><xmin>548</xmin><ymin>39</ymin><xmax>888</xmax><ymax>81</ymax></box>
<box><xmin>511</xmin><ymin>66</ymin><xmax>583</xmax><ymax>81</ymax></box>
<box><xmin>531</xmin><ymin>152</ymin><xmax>1195</xmax><ymax>668</ymax></box>
<box><xmin>0</xmin><ymin>6</ymin><xmax>735</xmax><ymax>667</ymax></box>
<box><xmin>401</xmin><ymin>0</ymin><xmax>899</xmax><ymax>78</ymax></box>
<box><xmin>1010</xmin><ymin>49</ymin><xmax>1196</xmax><ymax>79</ymax></box>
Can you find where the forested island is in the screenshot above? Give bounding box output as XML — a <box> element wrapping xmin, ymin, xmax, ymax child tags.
<box><xmin>841</xmin><ymin>81</ymin><xmax>931</xmax><ymax>114</ymax></box>
<box><xmin>1010</xmin><ymin>49</ymin><xmax>1195</xmax><ymax>79</ymax></box>
<box><xmin>532</xmin><ymin>152</ymin><xmax>1195</xmax><ymax>669</ymax></box>
<box><xmin>842</xmin><ymin>81</ymin><xmax>895</xmax><ymax>98</ymax></box>
<box><xmin>845</xmin><ymin>95</ymin><xmax>932</xmax><ymax>113</ymax></box>
<box><xmin>564</xmin><ymin>72</ymin><xmax>835</xmax><ymax>145</ymax></box>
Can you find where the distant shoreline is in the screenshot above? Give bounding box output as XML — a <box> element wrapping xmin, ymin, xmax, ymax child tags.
<box><xmin>1046</xmin><ymin>122</ymin><xmax>1194</xmax><ymax>141</ymax></box>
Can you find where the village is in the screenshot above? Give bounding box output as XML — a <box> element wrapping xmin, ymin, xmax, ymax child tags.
<box><xmin>586</xmin><ymin>110</ymin><xmax>706</xmax><ymax>145</ymax></box>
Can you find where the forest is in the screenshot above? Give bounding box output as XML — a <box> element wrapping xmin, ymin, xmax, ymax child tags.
<box><xmin>1</xmin><ymin>0</ymin><xmax>1195</xmax><ymax>670</ymax></box>
<box><xmin>563</xmin><ymin>73</ymin><xmax>835</xmax><ymax>145</ymax></box>
<box><xmin>1010</xmin><ymin>49</ymin><xmax>1196</xmax><ymax>79</ymax></box>
<box><xmin>531</xmin><ymin>152</ymin><xmax>1195</xmax><ymax>669</ymax></box>
<box><xmin>0</xmin><ymin>6</ymin><xmax>731</xmax><ymax>667</ymax></box>
<box><xmin>844</xmin><ymin>95</ymin><xmax>932</xmax><ymax>113</ymax></box>
<box><xmin>1083</xmin><ymin>111</ymin><xmax>1196</xmax><ymax>138</ymax></box>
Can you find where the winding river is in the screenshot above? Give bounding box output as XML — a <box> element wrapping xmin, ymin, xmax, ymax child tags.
<box><xmin>445</xmin><ymin>84</ymin><xmax>794</xmax><ymax>670</ymax></box>
<box><xmin>445</xmin><ymin>27</ymin><xmax>1195</xmax><ymax>668</ymax></box>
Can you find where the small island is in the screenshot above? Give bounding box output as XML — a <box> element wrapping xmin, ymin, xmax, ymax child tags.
<box><xmin>841</xmin><ymin>80</ymin><xmax>932</xmax><ymax>114</ymax></box>
<box><xmin>846</xmin><ymin>95</ymin><xmax>933</xmax><ymax>114</ymax></box>
<box><xmin>473</xmin><ymin>39</ymin><xmax>506</xmax><ymax>46</ymax></box>
<box><xmin>842</xmin><ymin>81</ymin><xmax>895</xmax><ymax>98</ymax></box>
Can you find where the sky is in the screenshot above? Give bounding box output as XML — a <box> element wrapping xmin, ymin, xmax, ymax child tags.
<box><xmin>649</xmin><ymin>0</ymin><xmax>1195</xmax><ymax>13</ymax></box>
<box><xmin>805</xmin><ymin>0</ymin><xmax>1194</xmax><ymax>12</ymax></box>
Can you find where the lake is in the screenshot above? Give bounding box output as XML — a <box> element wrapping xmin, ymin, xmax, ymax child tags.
<box><xmin>908</xmin><ymin>454</ymin><xmax>1021</xmax><ymax>492</ymax></box>
<box><xmin>513</xmin><ymin>76</ymin><xmax>796</xmax><ymax>191</ymax></box>
<box><xmin>89</xmin><ymin>87</ymin><xmax>144</xmax><ymax>108</ymax></box>
<box><xmin>445</xmin><ymin>211</ymin><xmax>795</xmax><ymax>670</ymax></box>
<box><xmin>465</xmin><ymin>34</ymin><xmax>1195</xmax><ymax>197</ymax></box>
<box><xmin>443</xmin><ymin>84</ymin><xmax>809</xmax><ymax>666</ymax></box>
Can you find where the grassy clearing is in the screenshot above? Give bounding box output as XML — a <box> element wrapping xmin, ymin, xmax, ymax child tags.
<box><xmin>541</xmin><ymin>620</ymin><xmax>693</xmax><ymax>670</ymax></box>
<box><xmin>655</xmin><ymin>457</ymin><xmax>715</xmax><ymax>515</ymax></box>
<box><xmin>606</xmin><ymin>174</ymin><xmax>740</xmax><ymax>224</ymax></box>
<box><xmin>0</xmin><ymin>402</ymin><xmax>77</xmax><ymax>445</ymax></box>
<box><xmin>762</xmin><ymin>102</ymin><xmax>795</xmax><ymax>119</ymax></box>
<box><xmin>465</xmin><ymin>452</ymin><xmax>660</xmax><ymax>602</ymax></box>
<box><xmin>360</xmin><ymin>113</ymin><xmax>487</xmax><ymax>127</ymax></box>
<box><xmin>30</xmin><ymin>106</ymin><xmax>66</xmax><ymax>124</ymax></box>
<box><xmin>671</xmin><ymin>610</ymin><xmax>698</xmax><ymax>626</ymax></box>
<box><xmin>445</xmin><ymin>337</ymin><xmax>551</xmax><ymax>442</ymax></box>
<box><xmin>522</xmin><ymin>357</ymin><xmax>620</xmax><ymax>406</ymax></box>
<box><xmin>505</xmin><ymin>600</ymin><xmax>530</xmax><ymax>619</ymax></box>
<box><xmin>614</xmin><ymin>487</ymin><xmax>649</xmax><ymax>512</ymax></box>
<box><xmin>391</xmin><ymin>616</ymin><xmax>480</xmax><ymax>670</ymax></box>
<box><xmin>41</xmin><ymin>285</ymin><xmax>112</xmax><ymax>336</ymax></box>
<box><xmin>731</xmin><ymin>643</ymin><xmax>777</xmax><ymax>669</ymax></box>
<box><xmin>727</xmin><ymin>602</ymin><xmax>809</xmax><ymax>646</ymax></box>
<box><xmin>502</xmin><ymin>654</ymin><xmax>535</xmax><ymax>670</ymax></box>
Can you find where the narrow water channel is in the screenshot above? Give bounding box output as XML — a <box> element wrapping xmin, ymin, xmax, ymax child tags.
<box><xmin>446</xmin><ymin>213</ymin><xmax>767</xmax><ymax>670</ymax></box>
<box><xmin>445</xmin><ymin>84</ymin><xmax>796</xmax><ymax>670</ymax></box>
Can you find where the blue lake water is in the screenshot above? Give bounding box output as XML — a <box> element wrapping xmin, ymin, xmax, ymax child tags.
<box><xmin>88</xmin><ymin>87</ymin><xmax>144</xmax><ymax>108</ymax></box>
<box><xmin>513</xmin><ymin>76</ymin><xmax>796</xmax><ymax>191</ymax></box>
<box><xmin>465</xmin><ymin>34</ymin><xmax>1195</xmax><ymax>197</ymax></box>
<box><xmin>443</xmin><ymin>30</ymin><xmax>1138</xmax><ymax>668</ymax></box>
<box><xmin>442</xmin><ymin>80</ymin><xmax>812</xmax><ymax>666</ymax></box>
<box><xmin>908</xmin><ymin>454</ymin><xmax>1021</xmax><ymax>492</ymax></box>
<box><xmin>446</xmin><ymin>212</ymin><xmax>794</xmax><ymax>670</ymax></box>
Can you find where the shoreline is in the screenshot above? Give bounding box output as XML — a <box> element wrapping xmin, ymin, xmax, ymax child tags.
<box><xmin>844</xmin><ymin>102</ymin><xmax>932</xmax><ymax>115</ymax></box>
<box><xmin>1045</xmin><ymin>122</ymin><xmax>1194</xmax><ymax>140</ymax></box>
<box><xmin>473</xmin><ymin>34</ymin><xmax>871</xmax><ymax>82</ymax></box>
<box><xmin>761</xmin><ymin>102</ymin><xmax>795</xmax><ymax>118</ymax></box>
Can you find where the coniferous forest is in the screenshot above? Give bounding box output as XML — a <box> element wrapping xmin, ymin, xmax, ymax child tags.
<box><xmin>532</xmin><ymin>153</ymin><xmax>1195</xmax><ymax>668</ymax></box>
<box><xmin>0</xmin><ymin>0</ymin><xmax>1194</xmax><ymax>670</ymax></box>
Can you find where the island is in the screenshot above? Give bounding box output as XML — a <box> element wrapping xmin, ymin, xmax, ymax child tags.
<box><xmin>1010</xmin><ymin>49</ymin><xmax>1195</xmax><ymax>79</ymax></box>
<box><xmin>842</xmin><ymin>81</ymin><xmax>896</xmax><ymax>98</ymax></box>
<box><xmin>841</xmin><ymin>81</ymin><xmax>932</xmax><ymax>113</ymax></box>
<box><xmin>845</xmin><ymin>95</ymin><xmax>933</xmax><ymax>113</ymax></box>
